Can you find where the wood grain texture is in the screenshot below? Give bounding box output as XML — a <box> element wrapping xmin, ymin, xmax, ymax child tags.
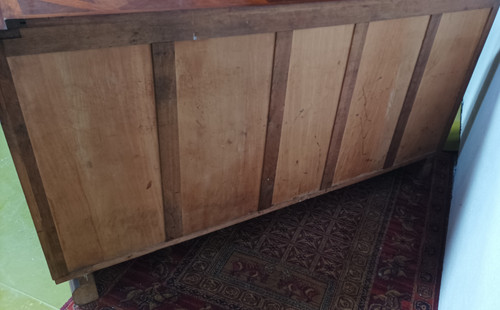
<box><xmin>272</xmin><ymin>25</ymin><xmax>353</xmax><ymax>204</ymax></box>
<box><xmin>440</xmin><ymin>5</ymin><xmax>499</xmax><ymax>151</ymax></box>
<box><xmin>54</xmin><ymin>149</ymin><xmax>436</xmax><ymax>284</ymax></box>
<box><xmin>383</xmin><ymin>14</ymin><xmax>442</xmax><ymax>169</ymax></box>
<box><xmin>2</xmin><ymin>0</ymin><xmax>498</xmax><ymax>56</ymax></box>
<box><xmin>152</xmin><ymin>42</ymin><xmax>183</xmax><ymax>240</ymax></box>
<box><xmin>0</xmin><ymin>41</ymin><xmax>68</xmax><ymax>280</ymax></box>
<box><xmin>395</xmin><ymin>8</ymin><xmax>491</xmax><ymax>165</ymax></box>
<box><xmin>7</xmin><ymin>45</ymin><xmax>165</xmax><ymax>272</ymax></box>
<box><xmin>320</xmin><ymin>22</ymin><xmax>369</xmax><ymax>190</ymax></box>
<box><xmin>0</xmin><ymin>0</ymin><xmax>496</xmax><ymax>284</ymax></box>
<box><xmin>333</xmin><ymin>16</ymin><xmax>429</xmax><ymax>183</ymax></box>
<box><xmin>175</xmin><ymin>34</ymin><xmax>275</xmax><ymax>234</ymax></box>
<box><xmin>258</xmin><ymin>31</ymin><xmax>292</xmax><ymax>210</ymax></box>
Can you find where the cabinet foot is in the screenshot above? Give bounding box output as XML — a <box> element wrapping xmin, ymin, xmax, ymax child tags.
<box><xmin>70</xmin><ymin>273</ymin><xmax>99</xmax><ymax>306</ymax></box>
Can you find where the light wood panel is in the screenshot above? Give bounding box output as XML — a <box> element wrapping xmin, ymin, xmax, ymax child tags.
<box><xmin>395</xmin><ymin>9</ymin><xmax>490</xmax><ymax>164</ymax></box>
<box><xmin>271</xmin><ymin>25</ymin><xmax>353</xmax><ymax>204</ymax></box>
<box><xmin>175</xmin><ymin>34</ymin><xmax>275</xmax><ymax>234</ymax></box>
<box><xmin>0</xmin><ymin>42</ymin><xmax>68</xmax><ymax>279</ymax></box>
<box><xmin>333</xmin><ymin>16</ymin><xmax>429</xmax><ymax>183</ymax></box>
<box><xmin>383</xmin><ymin>14</ymin><xmax>442</xmax><ymax>169</ymax></box>
<box><xmin>7</xmin><ymin>45</ymin><xmax>165</xmax><ymax>271</ymax></box>
<box><xmin>320</xmin><ymin>23</ymin><xmax>369</xmax><ymax>190</ymax></box>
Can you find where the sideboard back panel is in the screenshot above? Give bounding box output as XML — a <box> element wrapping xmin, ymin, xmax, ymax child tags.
<box><xmin>7</xmin><ymin>45</ymin><xmax>165</xmax><ymax>271</ymax></box>
<box><xmin>395</xmin><ymin>8</ymin><xmax>490</xmax><ymax>164</ymax></box>
<box><xmin>1</xmin><ymin>0</ymin><xmax>496</xmax><ymax>283</ymax></box>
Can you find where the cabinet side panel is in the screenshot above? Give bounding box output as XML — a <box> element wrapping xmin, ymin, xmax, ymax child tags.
<box><xmin>0</xmin><ymin>42</ymin><xmax>68</xmax><ymax>280</ymax></box>
<box><xmin>272</xmin><ymin>25</ymin><xmax>353</xmax><ymax>204</ymax></box>
<box><xmin>395</xmin><ymin>9</ymin><xmax>490</xmax><ymax>164</ymax></box>
<box><xmin>333</xmin><ymin>16</ymin><xmax>429</xmax><ymax>184</ymax></box>
<box><xmin>7</xmin><ymin>45</ymin><xmax>165</xmax><ymax>271</ymax></box>
<box><xmin>175</xmin><ymin>34</ymin><xmax>274</xmax><ymax>234</ymax></box>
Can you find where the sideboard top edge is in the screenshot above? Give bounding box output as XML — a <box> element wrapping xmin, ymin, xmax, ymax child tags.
<box><xmin>1</xmin><ymin>0</ymin><xmax>498</xmax><ymax>32</ymax></box>
<box><xmin>0</xmin><ymin>0</ymin><xmax>346</xmax><ymax>30</ymax></box>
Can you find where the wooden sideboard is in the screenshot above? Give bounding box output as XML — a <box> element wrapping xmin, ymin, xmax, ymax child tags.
<box><xmin>0</xmin><ymin>0</ymin><xmax>497</xmax><ymax>292</ymax></box>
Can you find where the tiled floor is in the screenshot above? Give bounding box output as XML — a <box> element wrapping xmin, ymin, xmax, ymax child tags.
<box><xmin>0</xmin><ymin>126</ymin><xmax>70</xmax><ymax>309</ymax></box>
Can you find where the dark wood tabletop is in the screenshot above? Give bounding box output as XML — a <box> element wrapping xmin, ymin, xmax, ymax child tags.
<box><xmin>0</xmin><ymin>0</ymin><xmax>341</xmax><ymax>29</ymax></box>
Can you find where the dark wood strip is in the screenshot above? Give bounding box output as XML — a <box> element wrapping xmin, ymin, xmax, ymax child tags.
<box><xmin>320</xmin><ymin>22</ymin><xmax>369</xmax><ymax>190</ymax></box>
<box><xmin>258</xmin><ymin>31</ymin><xmax>293</xmax><ymax>210</ymax></box>
<box><xmin>2</xmin><ymin>0</ymin><xmax>497</xmax><ymax>56</ymax></box>
<box><xmin>0</xmin><ymin>41</ymin><xmax>68</xmax><ymax>280</ymax></box>
<box><xmin>151</xmin><ymin>42</ymin><xmax>183</xmax><ymax>240</ymax></box>
<box><xmin>440</xmin><ymin>6</ymin><xmax>499</xmax><ymax>151</ymax></box>
<box><xmin>384</xmin><ymin>14</ymin><xmax>442</xmax><ymax>169</ymax></box>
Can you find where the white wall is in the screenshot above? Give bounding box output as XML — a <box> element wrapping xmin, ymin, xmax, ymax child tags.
<box><xmin>439</xmin><ymin>13</ymin><xmax>500</xmax><ymax>310</ymax></box>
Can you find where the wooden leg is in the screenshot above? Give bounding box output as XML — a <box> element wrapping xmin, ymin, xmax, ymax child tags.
<box><xmin>70</xmin><ymin>273</ymin><xmax>99</xmax><ymax>306</ymax></box>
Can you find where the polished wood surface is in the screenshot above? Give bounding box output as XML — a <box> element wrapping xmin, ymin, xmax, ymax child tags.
<box><xmin>7</xmin><ymin>45</ymin><xmax>166</xmax><ymax>271</ymax></box>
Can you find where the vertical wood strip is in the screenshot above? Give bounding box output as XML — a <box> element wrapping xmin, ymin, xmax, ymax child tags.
<box><xmin>152</xmin><ymin>42</ymin><xmax>183</xmax><ymax>240</ymax></box>
<box><xmin>383</xmin><ymin>14</ymin><xmax>442</xmax><ymax>169</ymax></box>
<box><xmin>258</xmin><ymin>31</ymin><xmax>293</xmax><ymax>210</ymax></box>
<box><xmin>320</xmin><ymin>23</ymin><xmax>369</xmax><ymax>190</ymax></box>
<box><xmin>0</xmin><ymin>42</ymin><xmax>68</xmax><ymax>279</ymax></box>
<box><xmin>439</xmin><ymin>6</ymin><xmax>498</xmax><ymax>150</ymax></box>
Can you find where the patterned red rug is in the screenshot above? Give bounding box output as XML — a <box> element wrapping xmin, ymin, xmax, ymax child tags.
<box><xmin>61</xmin><ymin>152</ymin><xmax>454</xmax><ymax>310</ymax></box>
